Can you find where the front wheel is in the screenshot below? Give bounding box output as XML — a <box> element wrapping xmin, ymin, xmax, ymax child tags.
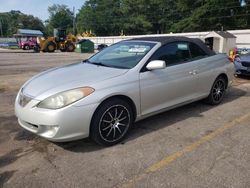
<box><xmin>66</xmin><ymin>43</ymin><xmax>75</xmax><ymax>52</ymax></box>
<box><xmin>90</xmin><ymin>99</ymin><xmax>133</xmax><ymax>146</ymax></box>
<box><xmin>205</xmin><ymin>76</ymin><xmax>226</xmax><ymax>105</ymax></box>
<box><xmin>45</xmin><ymin>42</ymin><xmax>56</xmax><ymax>53</ymax></box>
<box><xmin>23</xmin><ymin>45</ymin><xmax>30</xmax><ymax>50</ymax></box>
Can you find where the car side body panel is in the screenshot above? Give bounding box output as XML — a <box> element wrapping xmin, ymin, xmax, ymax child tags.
<box><xmin>195</xmin><ymin>54</ymin><xmax>234</xmax><ymax>95</ymax></box>
<box><xmin>139</xmin><ymin>61</ymin><xmax>199</xmax><ymax>116</ymax></box>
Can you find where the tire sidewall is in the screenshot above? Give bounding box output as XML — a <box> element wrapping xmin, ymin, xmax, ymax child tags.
<box><xmin>24</xmin><ymin>45</ymin><xmax>30</xmax><ymax>50</ymax></box>
<box><xmin>46</xmin><ymin>42</ymin><xmax>56</xmax><ymax>52</ymax></box>
<box><xmin>208</xmin><ymin>77</ymin><xmax>226</xmax><ymax>105</ymax></box>
<box><xmin>90</xmin><ymin>99</ymin><xmax>133</xmax><ymax>146</ymax></box>
<box><xmin>66</xmin><ymin>43</ymin><xmax>75</xmax><ymax>52</ymax></box>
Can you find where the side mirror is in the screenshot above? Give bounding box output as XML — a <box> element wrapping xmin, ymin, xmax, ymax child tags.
<box><xmin>146</xmin><ymin>60</ymin><xmax>166</xmax><ymax>71</ymax></box>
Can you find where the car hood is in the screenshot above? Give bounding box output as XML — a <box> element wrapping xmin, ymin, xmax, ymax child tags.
<box><xmin>23</xmin><ymin>62</ymin><xmax>128</xmax><ymax>98</ymax></box>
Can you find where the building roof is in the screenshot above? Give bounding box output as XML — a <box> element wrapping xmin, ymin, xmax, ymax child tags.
<box><xmin>14</xmin><ymin>29</ymin><xmax>43</xmax><ymax>37</ymax></box>
<box><xmin>205</xmin><ymin>31</ymin><xmax>236</xmax><ymax>39</ymax></box>
<box><xmin>214</xmin><ymin>31</ymin><xmax>236</xmax><ymax>38</ymax></box>
<box><xmin>129</xmin><ymin>36</ymin><xmax>215</xmax><ymax>55</ymax></box>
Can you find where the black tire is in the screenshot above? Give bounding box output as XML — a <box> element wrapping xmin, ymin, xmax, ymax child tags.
<box><xmin>23</xmin><ymin>45</ymin><xmax>30</xmax><ymax>50</ymax></box>
<box><xmin>205</xmin><ymin>76</ymin><xmax>226</xmax><ymax>105</ymax></box>
<box><xmin>45</xmin><ymin>42</ymin><xmax>56</xmax><ymax>53</ymax></box>
<box><xmin>66</xmin><ymin>43</ymin><xmax>75</xmax><ymax>52</ymax></box>
<box><xmin>33</xmin><ymin>45</ymin><xmax>40</xmax><ymax>53</ymax></box>
<box><xmin>90</xmin><ymin>98</ymin><xmax>134</xmax><ymax>146</ymax></box>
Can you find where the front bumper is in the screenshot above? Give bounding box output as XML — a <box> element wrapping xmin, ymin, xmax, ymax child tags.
<box><xmin>15</xmin><ymin>98</ymin><xmax>99</xmax><ymax>142</ymax></box>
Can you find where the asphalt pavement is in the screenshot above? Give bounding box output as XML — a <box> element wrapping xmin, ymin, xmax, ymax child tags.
<box><xmin>0</xmin><ymin>49</ymin><xmax>250</xmax><ymax>188</ymax></box>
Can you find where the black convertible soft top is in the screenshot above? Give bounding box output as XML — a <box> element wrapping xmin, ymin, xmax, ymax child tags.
<box><xmin>130</xmin><ymin>36</ymin><xmax>216</xmax><ymax>56</ymax></box>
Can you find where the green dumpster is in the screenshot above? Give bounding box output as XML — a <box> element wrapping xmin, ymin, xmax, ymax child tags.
<box><xmin>75</xmin><ymin>39</ymin><xmax>94</xmax><ymax>53</ymax></box>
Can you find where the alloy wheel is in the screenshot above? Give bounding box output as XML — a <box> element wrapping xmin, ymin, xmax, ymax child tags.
<box><xmin>99</xmin><ymin>105</ymin><xmax>130</xmax><ymax>143</ymax></box>
<box><xmin>212</xmin><ymin>79</ymin><xmax>225</xmax><ymax>102</ymax></box>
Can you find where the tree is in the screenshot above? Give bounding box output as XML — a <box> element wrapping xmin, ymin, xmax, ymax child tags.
<box><xmin>0</xmin><ymin>10</ymin><xmax>45</xmax><ymax>37</ymax></box>
<box><xmin>76</xmin><ymin>0</ymin><xmax>179</xmax><ymax>35</ymax></box>
<box><xmin>170</xmin><ymin>0</ymin><xmax>250</xmax><ymax>32</ymax></box>
<box><xmin>2</xmin><ymin>0</ymin><xmax>249</xmax><ymax>37</ymax></box>
<box><xmin>46</xmin><ymin>4</ymin><xmax>74</xmax><ymax>35</ymax></box>
<box><xmin>76</xmin><ymin>0</ymin><xmax>250</xmax><ymax>36</ymax></box>
<box><xmin>77</xmin><ymin>0</ymin><xmax>123</xmax><ymax>36</ymax></box>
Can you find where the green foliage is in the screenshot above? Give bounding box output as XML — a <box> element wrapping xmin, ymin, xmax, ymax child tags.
<box><xmin>0</xmin><ymin>10</ymin><xmax>44</xmax><ymax>37</ymax></box>
<box><xmin>47</xmin><ymin>5</ymin><xmax>74</xmax><ymax>34</ymax></box>
<box><xmin>45</xmin><ymin>4</ymin><xmax>74</xmax><ymax>35</ymax></box>
<box><xmin>1</xmin><ymin>1</ymin><xmax>250</xmax><ymax>37</ymax></box>
<box><xmin>76</xmin><ymin>0</ymin><xmax>124</xmax><ymax>36</ymax></box>
<box><xmin>170</xmin><ymin>0</ymin><xmax>250</xmax><ymax>32</ymax></box>
<box><xmin>76</xmin><ymin>0</ymin><xmax>250</xmax><ymax>36</ymax></box>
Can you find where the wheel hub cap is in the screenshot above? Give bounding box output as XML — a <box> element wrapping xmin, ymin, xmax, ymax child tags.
<box><xmin>212</xmin><ymin>80</ymin><xmax>225</xmax><ymax>102</ymax></box>
<box><xmin>216</xmin><ymin>88</ymin><xmax>221</xmax><ymax>94</ymax></box>
<box><xmin>99</xmin><ymin>105</ymin><xmax>130</xmax><ymax>143</ymax></box>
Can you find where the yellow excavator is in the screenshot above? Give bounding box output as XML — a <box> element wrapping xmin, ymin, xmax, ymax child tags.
<box><xmin>34</xmin><ymin>28</ymin><xmax>77</xmax><ymax>52</ymax></box>
<box><xmin>81</xmin><ymin>30</ymin><xmax>96</xmax><ymax>37</ymax></box>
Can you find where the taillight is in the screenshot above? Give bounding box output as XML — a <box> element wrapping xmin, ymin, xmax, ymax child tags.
<box><xmin>228</xmin><ymin>48</ymin><xmax>237</xmax><ymax>63</ymax></box>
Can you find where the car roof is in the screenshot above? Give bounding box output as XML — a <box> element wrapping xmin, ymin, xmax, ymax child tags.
<box><xmin>130</xmin><ymin>36</ymin><xmax>192</xmax><ymax>44</ymax></box>
<box><xmin>129</xmin><ymin>36</ymin><xmax>215</xmax><ymax>56</ymax></box>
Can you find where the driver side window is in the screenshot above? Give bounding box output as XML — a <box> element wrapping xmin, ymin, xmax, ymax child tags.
<box><xmin>150</xmin><ymin>42</ymin><xmax>191</xmax><ymax>66</ymax></box>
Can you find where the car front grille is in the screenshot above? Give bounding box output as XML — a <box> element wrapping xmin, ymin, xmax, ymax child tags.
<box><xmin>18</xmin><ymin>91</ymin><xmax>33</xmax><ymax>107</ymax></box>
<box><xmin>241</xmin><ymin>61</ymin><xmax>250</xmax><ymax>67</ymax></box>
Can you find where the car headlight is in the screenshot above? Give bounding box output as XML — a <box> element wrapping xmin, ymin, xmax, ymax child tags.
<box><xmin>37</xmin><ymin>87</ymin><xmax>94</xmax><ymax>109</ymax></box>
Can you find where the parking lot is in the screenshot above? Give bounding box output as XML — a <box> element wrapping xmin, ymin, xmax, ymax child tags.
<box><xmin>0</xmin><ymin>49</ymin><xmax>250</xmax><ymax>188</ymax></box>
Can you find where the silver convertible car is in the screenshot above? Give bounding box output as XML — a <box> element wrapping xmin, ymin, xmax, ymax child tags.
<box><xmin>15</xmin><ymin>37</ymin><xmax>234</xmax><ymax>146</ymax></box>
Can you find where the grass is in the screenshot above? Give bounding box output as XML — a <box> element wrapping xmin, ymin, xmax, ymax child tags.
<box><xmin>0</xmin><ymin>46</ymin><xmax>19</xmax><ymax>49</ymax></box>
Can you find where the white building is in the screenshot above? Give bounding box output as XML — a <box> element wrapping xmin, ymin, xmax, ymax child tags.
<box><xmin>204</xmin><ymin>31</ymin><xmax>236</xmax><ymax>54</ymax></box>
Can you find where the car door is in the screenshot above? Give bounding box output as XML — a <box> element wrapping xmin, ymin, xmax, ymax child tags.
<box><xmin>188</xmin><ymin>42</ymin><xmax>215</xmax><ymax>96</ymax></box>
<box><xmin>139</xmin><ymin>42</ymin><xmax>199</xmax><ymax>116</ymax></box>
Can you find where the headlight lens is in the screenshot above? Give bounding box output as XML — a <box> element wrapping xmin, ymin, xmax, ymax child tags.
<box><xmin>37</xmin><ymin>87</ymin><xmax>94</xmax><ymax>109</ymax></box>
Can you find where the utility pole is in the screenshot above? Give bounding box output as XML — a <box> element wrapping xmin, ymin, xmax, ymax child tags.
<box><xmin>0</xmin><ymin>18</ymin><xmax>3</xmax><ymax>37</ymax></box>
<box><xmin>73</xmin><ymin>6</ymin><xmax>76</xmax><ymax>35</ymax></box>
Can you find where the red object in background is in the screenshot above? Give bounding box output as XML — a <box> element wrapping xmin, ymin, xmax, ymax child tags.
<box><xmin>19</xmin><ymin>37</ymin><xmax>37</xmax><ymax>50</ymax></box>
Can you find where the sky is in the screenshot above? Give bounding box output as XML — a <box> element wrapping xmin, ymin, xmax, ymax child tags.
<box><xmin>0</xmin><ymin>0</ymin><xmax>85</xmax><ymax>21</ymax></box>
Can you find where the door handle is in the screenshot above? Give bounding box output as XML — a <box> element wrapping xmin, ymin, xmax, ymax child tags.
<box><xmin>189</xmin><ymin>70</ymin><xmax>198</xmax><ymax>75</ymax></box>
<box><xmin>193</xmin><ymin>70</ymin><xmax>198</xmax><ymax>75</ymax></box>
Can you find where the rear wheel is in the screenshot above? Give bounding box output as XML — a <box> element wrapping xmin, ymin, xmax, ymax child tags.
<box><xmin>205</xmin><ymin>76</ymin><xmax>226</xmax><ymax>105</ymax></box>
<box><xmin>23</xmin><ymin>45</ymin><xmax>30</xmax><ymax>50</ymax></box>
<box><xmin>33</xmin><ymin>45</ymin><xmax>40</xmax><ymax>53</ymax></box>
<box><xmin>90</xmin><ymin>99</ymin><xmax>133</xmax><ymax>146</ymax></box>
<box><xmin>45</xmin><ymin>42</ymin><xmax>56</xmax><ymax>53</ymax></box>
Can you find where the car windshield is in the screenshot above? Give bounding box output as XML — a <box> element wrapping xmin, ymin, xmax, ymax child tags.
<box><xmin>86</xmin><ymin>41</ymin><xmax>156</xmax><ymax>69</ymax></box>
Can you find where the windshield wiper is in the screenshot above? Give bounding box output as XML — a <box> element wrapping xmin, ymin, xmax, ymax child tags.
<box><xmin>83</xmin><ymin>59</ymin><xmax>111</xmax><ymax>67</ymax></box>
<box><xmin>82</xmin><ymin>59</ymin><xmax>91</xmax><ymax>63</ymax></box>
<box><xmin>84</xmin><ymin>60</ymin><xmax>128</xmax><ymax>69</ymax></box>
<box><xmin>90</xmin><ymin>62</ymin><xmax>113</xmax><ymax>68</ymax></box>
